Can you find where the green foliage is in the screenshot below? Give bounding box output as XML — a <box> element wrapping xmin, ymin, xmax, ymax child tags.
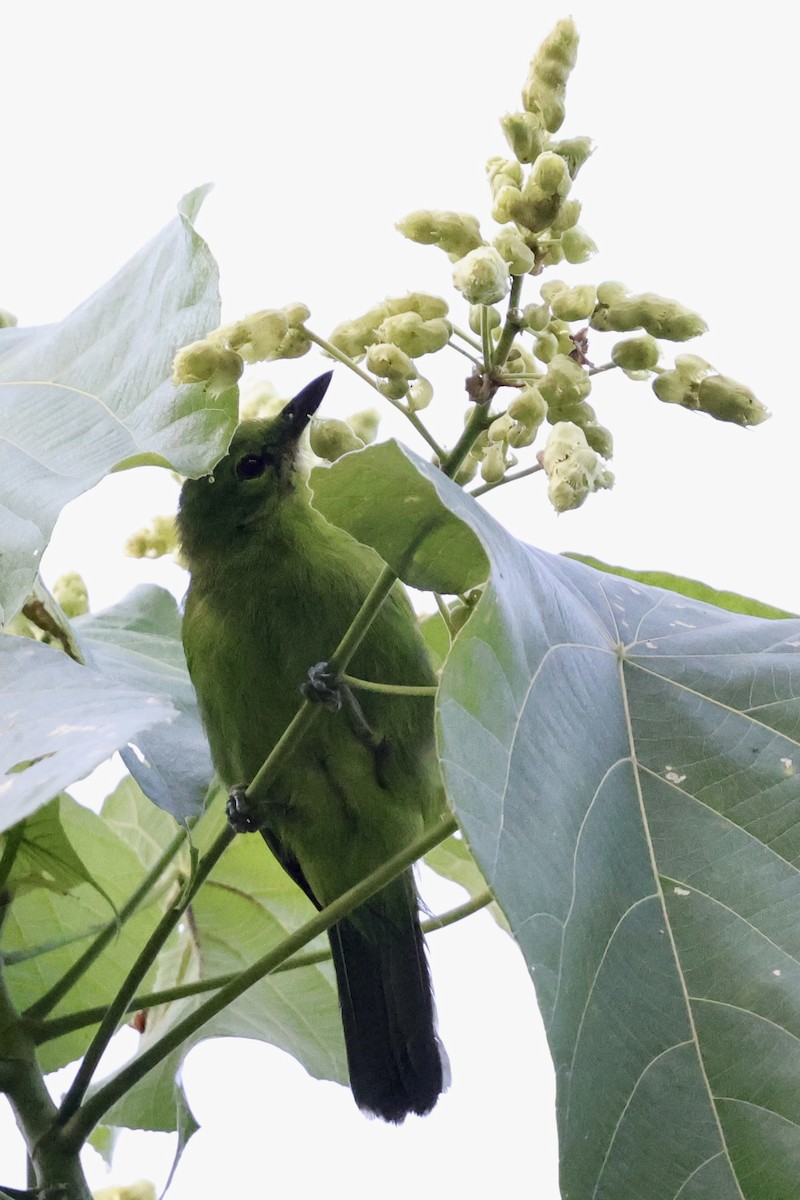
<box><xmin>0</xmin><ymin>18</ymin><xmax>790</xmax><ymax>1200</ymax></box>
<box><xmin>0</xmin><ymin>186</ymin><xmax>235</xmax><ymax>626</ymax></box>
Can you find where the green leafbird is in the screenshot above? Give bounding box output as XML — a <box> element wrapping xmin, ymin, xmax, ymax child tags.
<box><xmin>177</xmin><ymin>372</ymin><xmax>448</xmax><ymax>1122</ymax></box>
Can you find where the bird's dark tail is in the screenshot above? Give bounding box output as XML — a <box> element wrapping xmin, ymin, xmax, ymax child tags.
<box><xmin>328</xmin><ymin>871</ymin><xmax>447</xmax><ymax>1123</ymax></box>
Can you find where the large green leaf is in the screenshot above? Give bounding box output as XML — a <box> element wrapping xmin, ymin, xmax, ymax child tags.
<box><xmin>76</xmin><ymin>585</ymin><xmax>213</xmax><ymax>821</ymax></box>
<box><xmin>317</xmin><ymin>439</ymin><xmax>800</xmax><ymax>1200</ymax></box>
<box><xmin>2</xmin><ymin>786</ymin><xmax>185</xmax><ymax>1073</ymax></box>
<box><xmin>0</xmin><ymin>186</ymin><xmax>236</xmax><ymax>624</ymax></box>
<box><xmin>311</xmin><ymin>443</ymin><xmax>488</xmax><ymax>594</ymax></box>
<box><xmin>102</xmin><ymin>796</ymin><xmax>345</xmax><ymax>1133</ymax></box>
<box><xmin>567</xmin><ymin>553</ymin><xmax>797</xmax><ymax>620</ymax></box>
<box><xmin>0</xmin><ymin>634</ymin><xmax>176</xmax><ymax>832</ymax></box>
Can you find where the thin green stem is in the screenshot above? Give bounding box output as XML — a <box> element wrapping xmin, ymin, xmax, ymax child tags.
<box><xmin>400</xmin><ymin>410</ymin><xmax>446</xmax><ymax>461</ymax></box>
<box><xmin>588</xmin><ymin>361</ymin><xmax>617</xmax><ymax>376</ymax></box>
<box><xmin>24</xmin><ymin>828</ymin><xmax>189</xmax><ymax>1023</ymax></box>
<box><xmin>58</xmin><ymin>813</ymin><xmax>458</xmax><ymax>1150</ymax></box>
<box><xmin>470</xmin><ymin>460</ymin><xmax>544</xmax><ymax>498</ymax></box>
<box><xmin>55</xmin><ymin>824</ymin><xmax>233</xmax><ymax>1126</ymax></box>
<box><xmin>303</xmin><ymin>328</ymin><xmax>445</xmax><ymax>459</ymax></box>
<box><xmin>447</xmin><ymin>338</ymin><xmax>483</xmax><ymax>367</ymax></box>
<box><xmin>450</xmin><ymin>324</ymin><xmax>483</xmax><ymax>353</ymax></box>
<box><xmin>493</xmin><ymin>275</ymin><xmax>525</xmax><ymax>368</ymax></box>
<box><xmin>423</xmin><ymin>888</ymin><xmax>494</xmax><ymax>931</ymax></box>
<box><xmin>35</xmin><ymin>886</ymin><xmax>489</xmax><ymax>1045</ymax></box>
<box><xmin>434</xmin><ymin>592</ymin><xmax>456</xmax><ymax>636</ymax></box>
<box><xmin>493</xmin><ymin>370</ymin><xmax>539</xmax><ymax>384</ymax></box>
<box><xmin>339</xmin><ymin>673</ymin><xmax>438</xmax><ymax>697</ymax></box>
<box><xmin>480</xmin><ymin>306</ymin><xmax>494</xmax><ymax>371</ymax></box>
<box><xmin>303</xmin><ymin>328</ymin><xmax>383</xmax><ymax>393</ymax></box>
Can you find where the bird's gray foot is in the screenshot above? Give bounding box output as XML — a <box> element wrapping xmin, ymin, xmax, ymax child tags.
<box><xmin>226</xmin><ymin>785</ymin><xmax>262</xmax><ymax>833</ymax></box>
<box><xmin>300</xmin><ymin>661</ymin><xmax>343</xmax><ymax>711</ymax></box>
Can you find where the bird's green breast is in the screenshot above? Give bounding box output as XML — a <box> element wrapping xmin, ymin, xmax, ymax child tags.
<box><xmin>182</xmin><ymin>500</ymin><xmax>442</xmax><ymax>907</ymax></box>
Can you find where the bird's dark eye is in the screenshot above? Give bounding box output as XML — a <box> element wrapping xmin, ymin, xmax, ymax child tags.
<box><xmin>236</xmin><ymin>453</ymin><xmax>267</xmax><ymax>480</ymax></box>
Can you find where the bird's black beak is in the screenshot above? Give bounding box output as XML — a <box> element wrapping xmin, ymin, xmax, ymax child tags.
<box><xmin>279</xmin><ymin>372</ymin><xmax>334</xmax><ymax>441</ymax></box>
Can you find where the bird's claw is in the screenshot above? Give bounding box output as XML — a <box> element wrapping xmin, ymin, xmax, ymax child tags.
<box><xmin>226</xmin><ymin>785</ymin><xmax>262</xmax><ymax>833</ymax></box>
<box><xmin>300</xmin><ymin>661</ymin><xmax>343</xmax><ymax>712</ymax></box>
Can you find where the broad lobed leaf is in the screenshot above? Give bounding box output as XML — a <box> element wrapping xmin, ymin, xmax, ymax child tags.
<box><xmin>101</xmin><ymin>795</ymin><xmax>345</xmax><ymax>1134</ymax></box>
<box><xmin>76</xmin><ymin>584</ymin><xmax>213</xmax><ymax>821</ymax></box>
<box><xmin>317</xmin><ymin>440</ymin><xmax>800</xmax><ymax>1200</ymax></box>
<box><xmin>0</xmin><ymin>633</ymin><xmax>177</xmax><ymax>832</ymax></box>
<box><xmin>0</xmin><ymin>186</ymin><xmax>236</xmax><ymax>625</ymax></box>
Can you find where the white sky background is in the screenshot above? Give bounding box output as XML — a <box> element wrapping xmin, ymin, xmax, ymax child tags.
<box><xmin>2</xmin><ymin>1</ymin><xmax>798</xmax><ymax>1196</ymax></box>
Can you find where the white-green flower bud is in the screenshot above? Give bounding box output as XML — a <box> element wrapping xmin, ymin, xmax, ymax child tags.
<box><xmin>540</xmin><ymin>280</ymin><xmax>567</xmax><ymax>305</ymax></box>
<box><xmin>541</xmin><ymin>420</ymin><xmax>586</xmax><ymax>466</ymax></box>
<box><xmin>502</xmin><ymin>344</ymin><xmax>539</xmax><ymax>375</ymax></box>
<box><xmin>596</xmin><ymin>281</ymin><xmax>629</xmax><ymax>306</ymax></box>
<box><xmin>539</xmin><ymin>354</ymin><xmax>591</xmax><ymax>408</ymax></box>
<box><xmin>583</xmin><ymin>422</ymin><xmax>614</xmax><ymax>458</ymax></box>
<box><xmin>593</xmin><ymin>288</ymin><xmax>706</xmax><ymax>341</ymax></box>
<box><xmin>508</xmin><ymin>384</ymin><xmax>547</xmax><ymax>429</ymax></box>
<box><xmin>171</xmin><ymin>340</ymin><xmax>244</xmax><ymax>395</ymax></box>
<box><xmin>510</xmin><ymin>152</ymin><xmax>572</xmax><ymax>233</ymax></box>
<box><xmin>549</xmin><ymin>400</ymin><xmax>595</xmax><ymax>428</ymax></box>
<box><xmin>550</xmin><ymin>136</ymin><xmax>593</xmax><ymax>179</ymax></box>
<box><xmin>533</xmin><ymin>151</ymin><xmax>571</xmax><ymax>195</ymax></box>
<box><xmin>490</xmin><ymin>183</ymin><xmax>523</xmax><ymax>226</ymax></box>
<box><xmin>52</xmin><ymin>571</ymin><xmax>89</xmax><ymax>618</ymax></box>
<box><xmin>454</xmin><ymin>456</ymin><xmax>478</xmax><ymax>486</ymax></box>
<box><xmin>377</xmin><ymin>312</ymin><xmax>451</xmax><ymax>357</ymax></box>
<box><xmin>366</xmin><ymin>341</ymin><xmax>417</xmax><ymax>381</ymax></box>
<box><xmin>561</xmin><ymin>226</ymin><xmax>598</xmax><ymax>264</ymax></box>
<box><xmin>611</xmin><ymin>334</ymin><xmax>660</xmax><ymax>372</ymax></box>
<box><xmin>384</xmin><ymin>292</ymin><xmax>449</xmax><ymax>320</ymax></box>
<box><xmin>542</xmin><ymin>421</ymin><xmax>613</xmax><ymax>512</ymax></box>
<box><xmin>310</xmin><ymin>418</ymin><xmax>364</xmax><ymax>462</ymax></box>
<box><xmin>488</xmin><ymin>413</ymin><xmax>516</xmax><ymax>443</ymax></box>
<box><xmin>407</xmin><ymin>377</ymin><xmax>434</xmax><ymax>411</ymax></box>
<box><xmin>500</xmin><ymin>110</ymin><xmax>547</xmax><ymax>163</ymax></box>
<box><xmin>217</xmin><ymin>309</ymin><xmax>290</xmax><ymax>363</ymax></box>
<box><xmin>272</xmin><ymin>327</ymin><xmax>311</xmax><ymax>360</ymax></box>
<box><xmin>0</xmin><ymin>308</ymin><xmax>17</xmax><ymax>329</ymax></box>
<box><xmin>555</xmin><ymin>327</ymin><xmax>576</xmax><ymax>355</ymax></box>
<box><xmin>452</xmin><ymin>246</ymin><xmax>510</xmax><ymax>305</ymax></box>
<box><xmin>125</xmin><ymin>515</ymin><xmax>180</xmax><ymax>561</ymax></box>
<box><xmin>328</xmin><ymin>305</ymin><xmax>388</xmax><ymax>360</ymax></box>
<box><xmin>550</xmin><ymin>199</ymin><xmax>582</xmax><ymax>234</ymax></box>
<box><xmin>487</xmin><ymin>156</ymin><xmax>525</xmax><ymax>194</ymax></box>
<box><xmin>468</xmin><ymin>304</ymin><xmax>502</xmax><ymax>335</ymax></box>
<box><xmin>282</xmin><ymin>302</ymin><xmax>311</xmax><ymax>326</ymax></box>
<box><xmin>652</xmin><ymin>372</ymin><xmax>692</xmax><ymax>407</ymax></box>
<box><xmin>396</xmin><ymin>210</ymin><xmax>484</xmax><ymax>260</ymax></box>
<box><xmin>507</xmin><ymin>421</ymin><xmax>537</xmax><ymax>448</ymax></box>
<box><xmin>697</xmin><ymin>375</ymin><xmax>769</xmax><ymax>426</ymax></box>
<box><xmin>521</xmin><ymin>18</ymin><xmax>579</xmax><ymax>133</ymax></box>
<box><xmin>481</xmin><ymin>441</ymin><xmax>510</xmax><ymax>484</ymax></box>
<box><xmin>550</xmin><ymin>284</ymin><xmax>597</xmax><ymax>322</ymax></box>
<box><xmin>640</xmin><ymin>295</ymin><xmax>707</xmax><ymax>341</ymax></box>
<box><xmin>540</xmin><ymin>242</ymin><xmax>566</xmax><ymax>268</ymax></box>
<box><xmin>651</xmin><ymin>355</ymin><xmax>711</xmax><ymax>409</ymax></box>
<box><xmin>493</xmin><ymin>227</ymin><xmax>536</xmax><ymax>275</ymax></box>
<box><xmin>346</xmin><ymin>408</ymin><xmax>380</xmax><ymax>443</ymax></box>
<box><xmin>523</xmin><ymin>303</ymin><xmax>551</xmax><ymax>332</ymax></box>
<box><xmin>378</xmin><ymin>377</ymin><xmax>412</xmax><ymax>401</ymax></box>
<box><xmin>533</xmin><ymin>331</ymin><xmax>559</xmax><ymax>363</ymax></box>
